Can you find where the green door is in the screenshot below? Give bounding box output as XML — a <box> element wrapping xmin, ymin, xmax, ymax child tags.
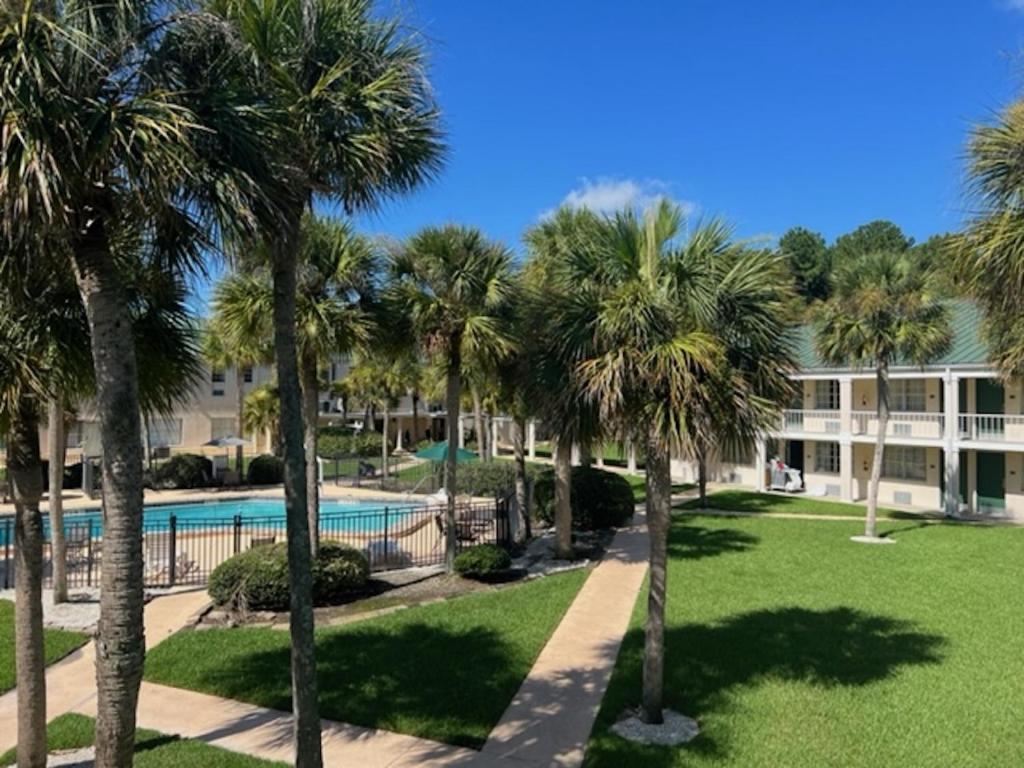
<box><xmin>976</xmin><ymin>380</ymin><xmax>1005</xmax><ymax>438</ymax></box>
<box><xmin>976</xmin><ymin>451</ymin><xmax>1005</xmax><ymax>514</ymax></box>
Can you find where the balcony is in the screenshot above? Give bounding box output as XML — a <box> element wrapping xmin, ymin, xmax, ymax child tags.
<box><xmin>780</xmin><ymin>410</ymin><xmax>841</xmax><ymax>435</ymax></box>
<box><xmin>958</xmin><ymin>414</ymin><xmax>1024</xmax><ymax>444</ymax></box>
<box><xmin>852</xmin><ymin>411</ymin><xmax>944</xmax><ymax>441</ymax></box>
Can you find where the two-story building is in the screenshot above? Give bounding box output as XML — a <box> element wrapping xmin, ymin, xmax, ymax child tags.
<box><xmin>681</xmin><ymin>302</ymin><xmax>1024</xmax><ymax>521</ymax></box>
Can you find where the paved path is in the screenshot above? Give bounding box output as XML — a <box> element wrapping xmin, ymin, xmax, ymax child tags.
<box><xmin>4</xmin><ymin>516</ymin><xmax>651</xmax><ymax>767</ymax></box>
<box><xmin>0</xmin><ymin>588</ymin><xmax>210</xmax><ymax>755</ymax></box>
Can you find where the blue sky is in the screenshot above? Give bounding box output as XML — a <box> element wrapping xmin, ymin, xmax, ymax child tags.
<box><xmin>352</xmin><ymin>0</ymin><xmax>1024</xmax><ymax>253</ymax></box>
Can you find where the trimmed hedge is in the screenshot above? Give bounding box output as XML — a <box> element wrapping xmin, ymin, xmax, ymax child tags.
<box><xmin>148</xmin><ymin>453</ymin><xmax>213</xmax><ymax>490</ymax></box>
<box><xmin>208</xmin><ymin>541</ymin><xmax>369</xmax><ymax>611</ymax></box>
<box><xmin>317</xmin><ymin>427</ymin><xmax>386</xmax><ymax>458</ymax></box>
<box><xmin>247</xmin><ymin>454</ymin><xmax>284</xmax><ymax>485</ymax></box>
<box><xmin>453</xmin><ymin>544</ymin><xmax>512</xmax><ymax>580</ymax></box>
<box><xmin>433</xmin><ymin>460</ymin><xmax>539</xmax><ymax>497</ymax></box>
<box><xmin>533</xmin><ymin>465</ymin><xmax>635</xmax><ymax>530</ymax></box>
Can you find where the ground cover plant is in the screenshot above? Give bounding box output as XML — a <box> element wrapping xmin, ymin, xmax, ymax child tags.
<box><xmin>0</xmin><ymin>600</ymin><xmax>89</xmax><ymax>694</ymax></box>
<box><xmin>586</xmin><ymin>514</ymin><xmax>1024</xmax><ymax>767</ymax></box>
<box><xmin>145</xmin><ymin>569</ymin><xmax>588</xmax><ymax>747</ymax></box>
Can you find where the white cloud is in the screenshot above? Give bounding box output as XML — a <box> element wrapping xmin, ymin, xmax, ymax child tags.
<box><xmin>543</xmin><ymin>177</ymin><xmax>696</xmax><ymax>219</ymax></box>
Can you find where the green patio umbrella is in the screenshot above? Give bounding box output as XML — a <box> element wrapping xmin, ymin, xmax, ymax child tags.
<box><xmin>414</xmin><ymin>441</ymin><xmax>479</xmax><ymax>462</ymax></box>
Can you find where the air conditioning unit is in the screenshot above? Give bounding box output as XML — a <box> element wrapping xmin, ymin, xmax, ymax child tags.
<box><xmin>894</xmin><ymin>491</ymin><xmax>912</xmax><ymax>505</ymax></box>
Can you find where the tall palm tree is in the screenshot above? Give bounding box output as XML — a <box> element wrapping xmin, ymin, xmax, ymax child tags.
<box><xmin>213</xmin><ymin>214</ymin><xmax>376</xmax><ymax>550</ymax></box>
<box><xmin>955</xmin><ymin>100</ymin><xmax>1024</xmax><ymax>377</ymax></box>
<box><xmin>0</xmin><ymin>5</ymin><xmax>277</xmax><ymax>762</ymax></box>
<box><xmin>816</xmin><ymin>250</ymin><xmax>951</xmax><ymax>540</ymax></box>
<box><xmin>557</xmin><ymin>200</ymin><xmax>797</xmax><ymax>725</ymax></box>
<box><xmin>244</xmin><ymin>384</ymin><xmax>282</xmax><ymax>455</ymax></box>
<box><xmin>387</xmin><ymin>226</ymin><xmax>516</xmax><ymax>569</ymax></box>
<box><xmin>524</xmin><ymin>208</ymin><xmax>607</xmax><ymax>559</ymax></box>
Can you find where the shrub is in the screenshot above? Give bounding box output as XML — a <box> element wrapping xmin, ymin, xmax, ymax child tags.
<box><xmin>149</xmin><ymin>453</ymin><xmax>213</xmax><ymax>490</ymax></box>
<box><xmin>209</xmin><ymin>541</ymin><xmax>369</xmax><ymax>611</ymax></box>
<box><xmin>316</xmin><ymin>427</ymin><xmax>386</xmax><ymax>458</ymax></box>
<box><xmin>429</xmin><ymin>460</ymin><xmax>540</xmax><ymax>497</ymax></box>
<box><xmin>533</xmin><ymin>465</ymin><xmax>635</xmax><ymax>530</ymax></box>
<box><xmin>453</xmin><ymin>544</ymin><xmax>512</xmax><ymax>580</ymax></box>
<box><xmin>247</xmin><ymin>454</ymin><xmax>284</xmax><ymax>485</ymax></box>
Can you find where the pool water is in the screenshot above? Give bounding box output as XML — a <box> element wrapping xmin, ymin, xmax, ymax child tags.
<box><xmin>0</xmin><ymin>497</ymin><xmax>424</xmax><ymax>543</ymax></box>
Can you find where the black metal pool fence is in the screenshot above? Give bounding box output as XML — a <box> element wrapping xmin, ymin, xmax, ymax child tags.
<box><xmin>0</xmin><ymin>497</ymin><xmax>512</xmax><ymax>590</ymax></box>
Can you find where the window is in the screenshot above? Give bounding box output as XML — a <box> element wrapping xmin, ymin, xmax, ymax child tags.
<box><xmin>890</xmin><ymin>379</ymin><xmax>926</xmax><ymax>412</ymax></box>
<box><xmin>210</xmin><ymin>418</ymin><xmax>238</xmax><ymax>441</ymax></box>
<box><xmin>211</xmin><ymin>369</ymin><xmax>225</xmax><ymax>383</ymax></box>
<box><xmin>883</xmin><ymin>446</ymin><xmax>927</xmax><ymax>481</ymax></box>
<box><xmin>212</xmin><ymin>388</ymin><xmax>225</xmax><ymax>397</ymax></box>
<box><xmin>243</xmin><ymin>367</ymin><xmax>253</xmax><ymax>384</ymax></box>
<box><xmin>814</xmin><ymin>380</ymin><xmax>840</xmax><ymax>410</ymax></box>
<box><xmin>147</xmin><ymin>418</ymin><xmax>182</xmax><ymax>448</ymax></box>
<box><xmin>814</xmin><ymin>442</ymin><xmax>840</xmax><ymax>473</ymax></box>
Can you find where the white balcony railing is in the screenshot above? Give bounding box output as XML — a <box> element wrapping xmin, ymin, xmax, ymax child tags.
<box><xmin>958</xmin><ymin>413</ymin><xmax>1024</xmax><ymax>443</ymax></box>
<box><xmin>780</xmin><ymin>410</ymin><xmax>841</xmax><ymax>435</ymax></box>
<box><xmin>852</xmin><ymin>411</ymin><xmax>944</xmax><ymax>440</ymax></box>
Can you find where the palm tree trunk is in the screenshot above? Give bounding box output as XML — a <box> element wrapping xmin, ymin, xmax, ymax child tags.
<box><xmin>697</xmin><ymin>445</ymin><xmax>708</xmax><ymax>509</ymax></box>
<box><xmin>867</xmin><ymin>362</ymin><xmax>889</xmax><ymax>539</ymax></box>
<box><xmin>272</xmin><ymin>218</ymin><xmax>323</xmax><ymax>768</ymax></box>
<box><xmin>554</xmin><ymin>437</ymin><xmax>573</xmax><ymax>559</ymax></box>
<box><xmin>472</xmin><ymin>387</ymin><xmax>486</xmax><ymax>460</ymax></box>
<box><xmin>10</xmin><ymin>400</ymin><xmax>47</xmax><ymax>768</ymax></box>
<box><xmin>71</xmin><ymin>218</ymin><xmax>146</xmax><ymax>768</ymax></box>
<box><xmin>412</xmin><ymin>392</ymin><xmax>420</xmax><ymax>444</ymax></box>
<box><xmin>382</xmin><ymin>404</ymin><xmax>391</xmax><ymax>481</ymax></box>
<box><xmin>444</xmin><ymin>341</ymin><xmax>462</xmax><ymax>572</ymax></box>
<box><xmin>642</xmin><ymin>430</ymin><xmax>671</xmax><ymax>724</ymax></box>
<box><xmin>48</xmin><ymin>398</ymin><xmax>68</xmax><ymax>604</ymax></box>
<box><xmin>235</xmin><ymin>368</ymin><xmax>246</xmax><ymax>473</ymax></box>
<box><xmin>300</xmin><ymin>356</ymin><xmax>320</xmax><ymax>556</ymax></box>
<box><xmin>512</xmin><ymin>415</ymin><xmax>530</xmax><ymax>543</ymax></box>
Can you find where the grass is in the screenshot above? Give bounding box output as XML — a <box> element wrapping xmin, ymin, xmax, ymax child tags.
<box><xmin>586</xmin><ymin>514</ymin><xmax>1024</xmax><ymax>767</ymax></box>
<box><xmin>677</xmin><ymin>489</ymin><xmax>931</xmax><ymax>518</ymax></box>
<box><xmin>626</xmin><ymin>475</ymin><xmax>694</xmax><ymax>504</ymax></box>
<box><xmin>145</xmin><ymin>568</ymin><xmax>588</xmax><ymax>748</ymax></box>
<box><xmin>0</xmin><ymin>713</ymin><xmax>285</xmax><ymax>766</ymax></box>
<box><xmin>0</xmin><ymin>600</ymin><xmax>90</xmax><ymax>694</ymax></box>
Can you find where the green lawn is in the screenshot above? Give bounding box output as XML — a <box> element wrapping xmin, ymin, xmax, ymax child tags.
<box><xmin>586</xmin><ymin>514</ymin><xmax>1024</xmax><ymax>767</ymax></box>
<box><xmin>627</xmin><ymin>475</ymin><xmax>694</xmax><ymax>504</ymax></box>
<box><xmin>0</xmin><ymin>713</ymin><xmax>285</xmax><ymax>767</ymax></box>
<box><xmin>145</xmin><ymin>569</ymin><xmax>588</xmax><ymax>748</ymax></box>
<box><xmin>677</xmin><ymin>489</ymin><xmax>933</xmax><ymax>518</ymax></box>
<box><xmin>0</xmin><ymin>600</ymin><xmax>90</xmax><ymax>694</ymax></box>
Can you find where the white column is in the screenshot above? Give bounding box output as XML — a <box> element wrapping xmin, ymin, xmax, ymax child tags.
<box><xmin>570</xmin><ymin>442</ymin><xmax>581</xmax><ymax>466</ymax></box>
<box><xmin>627</xmin><ymin>441</ymin><xmax>638</xmax><ymax>473</ymax></box>
<box><xmin>839</xmin><ymin>439</ymin><xmax>854</xmax><ymax>502</ymax></box>
<box><xmin>839</xmin><ymin>375</ymin><xmax>853</xmax><ymax>435</ymax></box>
<box><xmin>527</xmin><ymin>420</ymin><xmax>537</xmax><ymax>460</ymax></box>
<box><xmin>944</xmin><ymin>370</ymin><xmax>961</xmax><ymax>517</ymax></box>
<box><xmin>395</xmin><ymin>416</ymin><xmax>404</xmax><ymax>451</ymax></box>
<box><xmin>596</xmin><ymin>444</ymin><xmax>605</xmax><ymax>468</ymax></box>
<box><xmin>491</xmin><ymin>419</ymin><xmax>500</xmax><ymax>458</ymax></box>
<box><xmin>755</xmin><ymin>437</ymin><xmax>767</xmax><ymax>492</ymax></box>
<box><xmin>458</xmin><ymin>415</ymin><xmax>466</xmax><ymax>448</ymax></box>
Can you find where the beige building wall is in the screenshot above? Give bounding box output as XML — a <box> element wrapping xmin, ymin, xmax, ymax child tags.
<box><xmin>851</xmin><ymin>443</ymin><xmax>942</xmax><ymax>510</ymax></box>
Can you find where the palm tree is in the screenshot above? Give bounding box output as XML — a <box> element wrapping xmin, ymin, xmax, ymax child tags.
<box><xmin>244</xmin><ymin>384</ymin><xmax>282</xmax><ymax>455</ymax></box>
<box><xmin>524</xmin><ymin>208</ymin><xmax>607</xmax><ymax>559</ymax></box>
<box><xmin>816</xmin><ymin>250</ymin><xmax>951</xmax><ymax>540</ymax></box>
<box><xmin>955</xmin><ymin>100</ymin><xmax>1024</xmax><ymax>377</ymax></box>
<box><xmin>0</xmin><ymin>5</ymin><xmax>277</xmax><ymax>762</ymax></box>
<box><xmin>387</xmin><ymin>226</ymin><xmax>516</xmax><ymax>569</ymax></box>
<box><xmin>213</xmin><ymin>214</ymin><xmax>376</xmax><ymax>550</ymax></box>
<box><xmin>555</xmin><ymin>200</ymin><xmax>797</xmax><ymax>725</ymax></box>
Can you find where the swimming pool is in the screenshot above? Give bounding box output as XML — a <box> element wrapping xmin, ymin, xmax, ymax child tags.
<box><xmin>0</xmin><ymin>497</ymin><xmax>425</xmax><ymax>543</ymax></box>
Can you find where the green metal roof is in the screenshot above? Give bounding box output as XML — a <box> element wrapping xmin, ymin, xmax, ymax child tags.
<box><xmin>796</xmin><ymin>300</ymin><xmax>990</xmax><ymax>372</ymax></box>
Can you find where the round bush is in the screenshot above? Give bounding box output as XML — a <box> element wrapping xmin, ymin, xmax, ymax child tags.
<box><xmin>209</xmin><ymin>541</ymin><xmax>369</xmax><ymax>611</ymax></box>
<box><xmin>453</xmin><ymin>544</ymin><xmax>512</xmax><ymax>580</ymax></box>
<box><xmin>149</xmin><ymin>453</ymin><xmax>213</xmax><ymax>490</ymax></box>
<box><xmin>247</xmin><ymin>454</ymin><xmax>284</xmax><ymax>485</ymax></box>
<box><xmin>533</xmin><ymin>465</ymin><xmax>635</xmax><ymax>530</ymax></box>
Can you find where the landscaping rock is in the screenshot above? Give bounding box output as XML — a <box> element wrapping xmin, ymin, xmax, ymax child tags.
<box><xmin>850</xmin><ymin>535</ymin><xmax>897</xmax><ymax>545</ymax></box>
<box><xmin>611</xmin><ymin>709</ymin><xmax>700</xmax><ymax>746</ymax></box>
<box><xmin>46</xmin><ymin>747</ymin><xmax>95</xmax><ymax>766</ymax></box>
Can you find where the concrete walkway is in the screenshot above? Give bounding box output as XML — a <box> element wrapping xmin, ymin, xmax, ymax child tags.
<box><xmin>0</xmin><ymin>588</ymin><xmax>210</xmax><ymax>755</ymax></box>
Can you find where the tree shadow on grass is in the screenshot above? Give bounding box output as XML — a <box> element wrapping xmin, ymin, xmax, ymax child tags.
<box><xmin>666</xmin><ymin>523</ymin><xmax>760</xmax><ymax>560</ymax></box>
<box><xmin>594</xmin><ymin>606</ymin><xmax>946</xmax><ymax>766</ymax></box>
<box><xmin>175</xmin><ymin>622</ymin><xmax>523</xmax><ymax>750</ymax></box>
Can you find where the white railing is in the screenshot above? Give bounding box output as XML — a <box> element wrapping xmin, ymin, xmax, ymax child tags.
<box><xmin>958</xmin><ymin>413</ymin><xmax>1024</xmax><ymax>443</ymax></box>
<box><xmin>852</xmin><ymin>411</ymin><xmax>944</xmax><ymax>440</ymax></box>
<box><xmin>780</xmin><ymin>410</ymin><xmax>841</xmax><ymax>435</ymax></box>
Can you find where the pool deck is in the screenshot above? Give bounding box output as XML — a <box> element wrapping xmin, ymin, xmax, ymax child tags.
<box><xmin>0</xmin><ymin>482</ymin><xmax>425</xmax><ymax>517</ymax></box>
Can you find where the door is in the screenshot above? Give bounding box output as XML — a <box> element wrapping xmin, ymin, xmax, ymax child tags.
<box><xmin>976</xmin><ymin>379</ymin><xmax>1005</xmax><ymax>438</ymax></box>
<box><xmin>976</xmin><ymin>451</ymin><xmax>1006</xmax><ymax>514</ymax></box>
<box><xmin>786</xmin><ymin>440</ymin><xmax>805</xmax><ymax>488</ymax></box>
